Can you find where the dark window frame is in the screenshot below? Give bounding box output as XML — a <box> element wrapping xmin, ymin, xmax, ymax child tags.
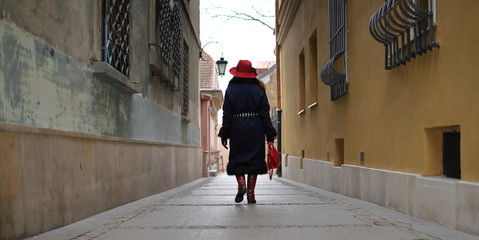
<box><xmin>298</xmin><ymin>50</ymin><xmax>306</xmax><ymax>113</ymax></box>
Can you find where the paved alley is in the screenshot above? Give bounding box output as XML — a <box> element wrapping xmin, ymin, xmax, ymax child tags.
<box><xmin>29</xmin><ymin>174</ymin><xmax>478</xmax><ymax>240</ymax></box>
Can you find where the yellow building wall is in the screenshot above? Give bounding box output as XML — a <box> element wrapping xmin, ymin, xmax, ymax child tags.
<box><xmin>279</xmin><ymin>0</ymin><xmax>479</xmax><ymax>182</ymax></box>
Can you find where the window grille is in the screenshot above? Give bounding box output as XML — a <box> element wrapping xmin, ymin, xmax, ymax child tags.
<box><xmin>172</xmin><ymin>5</ymin><xmax>182</xmax><ymax>78</ymax></box>
<box><xmin>155</xmin><ymin>0</ymin><xmax>182</xmax><ymax>89</ymax></box>
<box><xmin>320</xmin><ymin>0</ymin><xmax>348</xmax><ymax>101</ymax></box>
<box><xmin>182</xmin><ymin>42</ymin><xmax>189</xmax><ymax>116</ymax></box>
<box><xmin>159</xmin><ymin>0</ymin><xmax>171</xmax><ymax>65</ymax></box>
<box><xmin>369</xmin><ymin>0</ymin><xmax>439</xmax><ymax>70</ymax></box>
<box><xmin>103</xmin><ymin>0</ymin><xmax>130</xmax><ymax>76</ymax></box>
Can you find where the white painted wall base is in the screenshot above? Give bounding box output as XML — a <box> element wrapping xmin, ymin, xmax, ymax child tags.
<box><xmin>281</xmin><ymin>155</ymin><xmax>479</xmax><ymax>236</ymax></box>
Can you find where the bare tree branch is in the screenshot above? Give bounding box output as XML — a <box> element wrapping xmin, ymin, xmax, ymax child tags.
<box><xmin>251</xmin><ymin>6</ymin><xmax>274</xmax><ymax>18</ymax></box>
<box><xmin>206</xmin><ymin>7</ymin><xmax>275</xmax><ymax>32</ymax></box>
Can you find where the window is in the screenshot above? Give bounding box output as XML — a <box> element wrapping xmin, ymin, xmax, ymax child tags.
<box><xmin>153</xmin><ymin>0</ymin><xmax>182</xmax><ymax>90</ymax></box>
<box><xmin>308</xmin><ymin>30</ymin><xmax>318</xmax><ymax>107</ymax></box>
<box><xmin>424</xmin><ymin>126</ymin><xmax>460</xmax><ymax>179</ymax></box>
<box><xmin>369</xmin><ymin>0</ymin><xmax>439</xmax><ymax>69</ymax></box>
<box><xmin>158</xmin><ymin>0</ymin><xmax>171</xmax><ymax>66</ymax></box>
<box><xmin>334</xmin><ymin>138</ymin><xmax>344</xmax><ymax>166</ymax></box>
<box><xmin>182</xmin><ymin>41</ymin><xmax>189</xmax><ymax>117</ymax></box>
<box><xmin>443</xmin><ymin>131</ymin><xmax>460</xmax><ymax>179</ymax></box>
<box><xmin>320</xmin><ymin>0</ymin><xmax>348</xmax><ymax>101</ymax></box>
<box><xmin>94</xmin><ymin>0</ymin><xmax>139</xmax><ymax>93</ymax></box>
<box><xmin>298</xmin><ymin>50</ymin><xmax>306</xmax><ymax>114</ymax></box>
<box><xmin>103</xmin><ymin>0</ymin><xmax>131</xmax><ymax>76</ymax></box>
<box><xmin>171</xmin><ymin>4</ymin><xmax>182</xmax><ymax>80</ymax></box>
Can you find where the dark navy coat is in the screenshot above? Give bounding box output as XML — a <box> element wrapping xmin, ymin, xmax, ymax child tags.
<box><xmin>218</xmin><ymin>77</ymin><xmax>277</xmax><ymax>175</ymax></box>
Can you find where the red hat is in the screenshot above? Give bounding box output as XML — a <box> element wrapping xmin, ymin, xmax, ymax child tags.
<box><xmin>229</xmin><ymin>60</ymin><xmax>258</xmax><ymax>78</ymax></box>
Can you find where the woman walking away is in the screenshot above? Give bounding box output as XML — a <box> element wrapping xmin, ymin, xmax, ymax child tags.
<box><xmin>218</xmin><ymin>60</ymin><xmax>277</xmax><ymax>204</ymax></box>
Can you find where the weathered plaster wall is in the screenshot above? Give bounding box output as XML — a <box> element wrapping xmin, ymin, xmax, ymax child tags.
<box><xmin>0</xmin><ymin>0</ymin><xmax>201</xmax><ymax>144</ymax></box>
<box><xmin>0</xmin><ymin>0</ymin><xmax>203</xmax><ymax>238</ymax></box>
<box><xmin>0</xmin><ymin>0</ymin><xmax>98</xmax><ymax>65</ymax></box>
<box><xmin>0</xmin><ymin>124</ymin><xmax>202</xmax><ymax>239</ymax></box>
<box><xmin>0</xmin><ymin>10</ymin><xmax>199</xmax><ymax>145</ymax></box>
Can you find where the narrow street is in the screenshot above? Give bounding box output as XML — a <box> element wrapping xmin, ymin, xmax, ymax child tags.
<box><xmin>29</xmin><ymin>174</ymin><xmax>477</xmax><ymax>240</ymax></box>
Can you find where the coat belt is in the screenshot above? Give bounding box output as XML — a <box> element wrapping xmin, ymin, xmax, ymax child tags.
<box><xmin>232</xmin><ymin>112</ymin><xmax>260</xmax><ymax>118</ymax></box>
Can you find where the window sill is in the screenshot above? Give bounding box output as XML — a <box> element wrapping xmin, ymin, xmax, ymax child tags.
<box><xmin>92</xmin><ymin>62</ymin><xmax>141</xmax><ymax>93</ymax></box>
<box><xmin>308</xmin><ymin>102</ymin><xmax>318</xmax><ymax>109</ymax></box>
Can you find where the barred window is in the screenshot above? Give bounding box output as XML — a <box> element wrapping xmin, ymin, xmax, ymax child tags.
<box><xmin>182</xmin><ymin>41</ymin><xmax>189</xmax><ymax>116</ymax></box>
<box><xmin>158</xmin><ymin>0</ymin><xmax>171</xmax><ymax>65</ymax></box>
<box><xmin>329</xmin><ymin>0</ymin><xmax>346</xmax><ymax>59</ymax></box>
<box><xmin>103</xmin><ymin>0</ymin><xmax>130</xmax><ymax>76</ymax></box>
<box><xmin>369</xmin><ymin>0</ymin><xmax>439</xmax><ymax>69</ymax></box>
<box><xmin>172</xmin><ymin>4</ymin><xmax>182</xmax><ymax>78</ymax></box>
<box><xmin>320</xmin><ymin>0</ymin><xmax>348</xmax><ymax>101</ymax></box>
<box><xmin>155</xmin><ymin>0</ymin><xmax>182</xmax><ymax>89</ymax></box>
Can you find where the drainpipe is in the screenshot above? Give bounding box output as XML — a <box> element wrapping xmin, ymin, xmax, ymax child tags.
<box><xmin>275</xmin><ymin>0</ymin><xmax>283</xmax><ymax>177</ymax></box>
<box><xmin>276</xmin><ymin>109</ymin><xmax>282</xmax><ymax>177</ymax></box>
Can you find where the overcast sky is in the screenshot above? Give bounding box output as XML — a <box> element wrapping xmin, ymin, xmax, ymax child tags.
<box><xmin>200</xmin><ymin>0</ymin><xmax>276</xmax><ymax>125</ymax></box>
<box><xmin>200</xmin><ymin>0</ymin><xmax>276</xmax><ymax>90</ymax></box>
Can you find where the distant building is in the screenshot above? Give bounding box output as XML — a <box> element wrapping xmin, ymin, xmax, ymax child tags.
<box><xmin>200</xmin><ymin>52</ymin><xmax>223</xmax><ymax>175</ymax></box>
<box><xmin>256</xmin><ymin>61</ymin><xmax>276</xmax><ymax>76</ymax></box>
<box><xmin>257</xmin><ymin>63</ymin><xmax>278</xmax><ymax>112</ymax></box>
<box><xmin>0</xmin><ymin>0</ymin><xmax>202</xmax><ymax>238</ymax></box>
<box><xmin>257</xmin><ymin>62</ymin><xmax>281</xmax><ymax>176</ymax></box>
<box><xmin>276</xmin><ymin>0</ymin><xmax>479</xmax><ymax>236</ymax></box>
<box><xmin>257</xmin><ymin>63</ymin><xmax>278</xmax><ymax>129</ymax></box>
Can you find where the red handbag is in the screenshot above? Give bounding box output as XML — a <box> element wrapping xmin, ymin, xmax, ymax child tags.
<box><xmin>267</xmin><ymin>142</ymin><xmax>280</xmax><ymax>180</ymax></box>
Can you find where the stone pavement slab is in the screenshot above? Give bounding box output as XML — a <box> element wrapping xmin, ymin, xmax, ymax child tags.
<box><xmin>28</xmin><ymin>174</ymin><xmax>478</xmax><ymax>240</ymax></box>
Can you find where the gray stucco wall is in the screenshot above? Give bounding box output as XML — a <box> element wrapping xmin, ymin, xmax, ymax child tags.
<box><xmin>0</xmin><ymin>2</ymin><xmax>200</xmax><ymax>145</ymax></box>
<box><xmin>0</xmin><ymin>0</ymin><xmax>203</xmax><ymax>238</ymax></box>
<box><xmin>0</xmin><ymin>21</ymin><xmax>199</xmax><ymax>144</ymax></box>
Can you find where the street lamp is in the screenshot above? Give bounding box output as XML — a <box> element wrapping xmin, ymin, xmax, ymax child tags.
<box><xmin>199</xmin><ymin>41</ymin><xmax>228</xmax><ymax>76</ymax></box>
<box><xmin>216</xmin><ymin>56</ymin><xmax>228</xmax><ymax>76</ymax></box>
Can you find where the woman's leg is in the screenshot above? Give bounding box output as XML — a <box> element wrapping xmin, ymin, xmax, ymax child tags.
<box><xmin>235</xmin><ymin>174</ymin><xmax>247</xmax><ymax>203</ymax></box>
<box><xmin>247</xmin><ymin>174</ymin><xmax>258</xmax><ymax>204</ymax></box>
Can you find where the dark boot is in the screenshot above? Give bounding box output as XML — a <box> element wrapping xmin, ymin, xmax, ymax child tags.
<box><xmin>247</xmin><ymin>174</ymin><xmax>258</xmax><ymax>204</ymax></box>
<box><xmin>235</xmin><ymin>174</ymin><xmax>247</xmax><ymax>203</ymax></box>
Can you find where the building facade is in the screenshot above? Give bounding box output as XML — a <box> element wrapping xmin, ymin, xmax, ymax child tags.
<box><xmin>276</xmin><ymin>0</ymin><xmax>479</xmax><ymax>235</ymax></box>
<box><xmin>257</xmin><ymin>63</ymin><xmax>278</xmax><ymax>128</ymax></box>
<box><xmin>0</xmin><ymin>0</ymin><xmax>202</xmax><ymax>238</ymax></box>
<box><xmin>199</xmin><ymin>52</ymin><xmax>223</xmax><ymax>175</ymax></box>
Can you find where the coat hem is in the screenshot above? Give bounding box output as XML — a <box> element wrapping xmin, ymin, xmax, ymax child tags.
<box><xmin>226</xmin><ymin>163</ymin><xmax>267</xmax><ymax>175</ymax></box>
